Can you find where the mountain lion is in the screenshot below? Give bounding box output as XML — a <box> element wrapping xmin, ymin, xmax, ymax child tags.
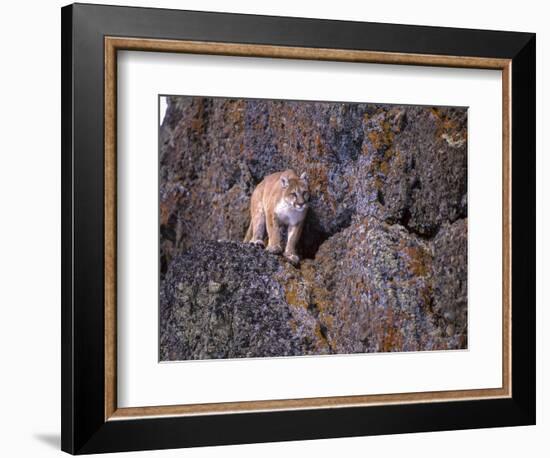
<box><xmin>244</xmin><ymin>170</ymin><xmax>309</xmax><ymax>265</ymax></box>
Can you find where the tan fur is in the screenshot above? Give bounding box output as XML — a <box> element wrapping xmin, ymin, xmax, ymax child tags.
<box><xmin>244</xmin><ymin>169</ymin><xmax>309</xmax><ymax>264</ymax></box>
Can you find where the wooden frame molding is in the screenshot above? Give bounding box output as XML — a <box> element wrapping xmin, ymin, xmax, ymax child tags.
<box><xmin>104</xmin><ymin>36</ymin><xmax>512</xmax><ymax>421</ymax></box>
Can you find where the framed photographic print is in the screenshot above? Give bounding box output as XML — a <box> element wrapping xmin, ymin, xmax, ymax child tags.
<box><xmin>61</xmin><ymin>3</ymin><xmax>536</xmax><ymax>454</ymax></box>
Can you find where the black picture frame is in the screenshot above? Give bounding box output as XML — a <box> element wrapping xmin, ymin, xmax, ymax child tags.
<box><xmin>61</xmin><ymin>3</ymin><xmax>535</xmax><ymax>454</ymax></box>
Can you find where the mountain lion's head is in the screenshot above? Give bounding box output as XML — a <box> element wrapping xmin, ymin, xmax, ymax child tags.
<box><xmin>280</xmin><ymin>172</ymin><xmax>309</xmax><ymax>211</ymax></box>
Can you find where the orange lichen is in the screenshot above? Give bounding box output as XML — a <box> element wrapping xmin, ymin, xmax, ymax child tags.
<box><xmin>430</xmin><ymin>107</ymin><xmax>466</xmax><ymax>144</ymax></box>
<box><xmin>404</xmin><ymin>245</ymin><xmax>431</xmax><ymax>277</ymax></box>
<box><xmin>382</xmin><ymin>307</ymin><xmax>404</xmax><ymax>352</ymax></box>
<box><xmin>379</xmin><ymin>160</ymin><xmax>390</xmax><ymax>175</ymax></box>
<box><xmin>280</xmin><ymin>273</ymin><xmax>309</xmax><ymax>309</ymax></box>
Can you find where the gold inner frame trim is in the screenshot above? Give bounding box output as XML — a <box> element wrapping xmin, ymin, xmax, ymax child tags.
<box><xmin>104</xmin><ymin>36</ymin><xmax>512</xmax><ymax>421</ymax></box>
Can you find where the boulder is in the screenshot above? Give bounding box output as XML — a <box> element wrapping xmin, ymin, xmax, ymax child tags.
<box><xmin>300</xmin><ymin>216</ymin><xmax>466</xmax><ymax>353</ymax></box>
<box><xmin>160</xmin><ymin>241</ymin><xmax>329</xmax><ymax>360</ymax></box>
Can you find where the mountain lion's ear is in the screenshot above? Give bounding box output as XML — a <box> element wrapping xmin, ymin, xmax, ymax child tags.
<box><xmin>300</xmin><ymin>172</ymin><xmax>308</xmax><ymax>182</ymax></box>
<box><xmin>280</xmin><ymin>176</ymin><xmax>289</xmax><ymax>188</ymax></box>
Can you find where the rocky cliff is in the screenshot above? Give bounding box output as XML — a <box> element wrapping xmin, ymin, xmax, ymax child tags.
<box><xmin>159</xmin><ymin>96</ymin><xmax>467</xmax><ymax>360</ymax></box>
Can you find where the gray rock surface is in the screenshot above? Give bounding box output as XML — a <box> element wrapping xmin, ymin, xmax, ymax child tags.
<box><xmin>160</xmin><ymin>241</ymin><xmax>328</xmax><ymax>360</ymax></box>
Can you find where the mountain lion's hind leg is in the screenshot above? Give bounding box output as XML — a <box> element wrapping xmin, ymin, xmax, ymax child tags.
<box><xmin>250</xmin><ymin>208</ymin><xmax>266</xmax><ymax>248</ymax></box>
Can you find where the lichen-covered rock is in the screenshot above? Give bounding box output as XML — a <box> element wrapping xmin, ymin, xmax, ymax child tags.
<box><xmin>353</xmin><ymin>107</ymin><xmax>468</xmax><ymax>238</ymax></box>
<box><xmin>160</xmin><ymin>223</ymin><xmax>466</xmax><ymax>359</ymax></box>
<box><xmin>159</xmin><ymin>96</ymin><xmax>468</xmax><ymax>358</ymax></box>
<box><xmin>432</xmin><ymin>218</ymin><xmax>468</xmax><ymax>344</ymax></box>
<box><xmin>300</xmin><ymin>216</ymin><xmax>464</xmax><ymax>353</ymax></box>
<box><xmin>160</xmin><ymin>98</ymin><xmax>466</xmax><ymax>272</ymax></box>
<box><xmin>160</xmin><ymin>241</ymin><xmax>329</xmax><ymax>361</ymax></box>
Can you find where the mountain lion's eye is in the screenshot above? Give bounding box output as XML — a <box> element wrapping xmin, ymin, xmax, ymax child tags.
<box><xmin>292</xmin><ymin>192</ymin><xmax>297</xmax><ymax>198</ymax></box>
<box><xmin>304</xmin><ymin>192</ymin><xmax>310</xmax><ymax>201</ymax></box>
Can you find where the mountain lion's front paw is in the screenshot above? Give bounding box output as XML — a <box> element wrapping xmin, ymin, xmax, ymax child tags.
<box><xmin>267</xmin><ymin>244</ymin><xmax>283</xmax><ymax>254</ymax></box>
<box><xmin>284</xmin><ymin>253</ymin><xmax>300</xmax><ymax>265</ymax></box>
